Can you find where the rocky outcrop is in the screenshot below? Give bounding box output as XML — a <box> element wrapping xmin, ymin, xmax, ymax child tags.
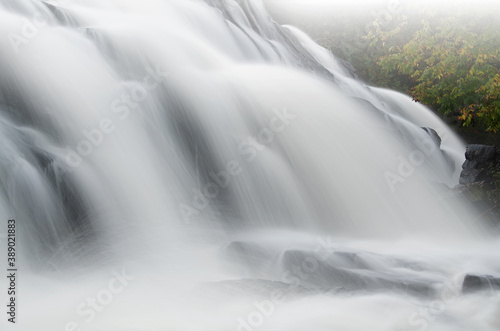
<box><xmin>460</xmin><ymin>145</ymin><xmax>500</xmax><ymax>185</ymax></box>
<box><xmin>454</xmin><ymin>144</ymin><xmax>500</xmax><ymax>226</ymax></box>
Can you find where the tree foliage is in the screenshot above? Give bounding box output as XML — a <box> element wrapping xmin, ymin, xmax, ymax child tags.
<box><xmin>370</xmin><ymin>9</ymin><xmax>500</xmax><ymax>133</ymax></box>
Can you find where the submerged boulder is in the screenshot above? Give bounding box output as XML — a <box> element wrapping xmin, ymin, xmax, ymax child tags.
<box><xmin>281</xmin><ymin>250</ymin><xmax>439</xmax><ymax>297</ymax></box>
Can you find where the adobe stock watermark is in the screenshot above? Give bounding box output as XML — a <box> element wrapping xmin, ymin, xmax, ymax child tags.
<box><xmin>65</xmin><ymin>64</ymin><xmax>169</xmax><ymax>168</ymax></box>
<box><xmin>237</xmin><ymin>236</ymin><xmax>336</xmax><ymax>331</ymax></box>
<box><xmin>179</xmin><ymin>107</ymin><xmax>297</xmax><ymax>224</ymax></box>
<box><xmin>408</xmin><ymin>280</ymin><xmax>461</xmax><ymax>331</ymax></box>
<box><xmin>7</xmin><ymin>0</ymin><xmax>73</xmax><ymax>53</ymax></box>
<box><xmin>64</xmin><ymin>269</ymin><xmax>134</xmax><ymax>331</ymax></box>
<box><xmin>384</xmin><ymin>130</ymin><xmax>448</xmax><ymax>192</ymax></box>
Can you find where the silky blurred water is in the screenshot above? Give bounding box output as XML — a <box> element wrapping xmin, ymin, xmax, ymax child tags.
<box><xmin>0</xmin><ymin>0</ymin><xmax>498</xmax><ymax>330</ymax></box>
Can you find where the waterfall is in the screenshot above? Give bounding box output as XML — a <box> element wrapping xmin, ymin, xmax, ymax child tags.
<box><xmin>0</xmin><ymin>1</ymin><xmax>499</xmax><ymax>330</ymax></box>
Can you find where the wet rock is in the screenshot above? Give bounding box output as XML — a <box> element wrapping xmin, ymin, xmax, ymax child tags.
<box><xmin>455</xmin><ymin>144</ymin><xmax>500</xmax><ymax>226</ymax></box>
<box><xmin>462</xmin><ymin>274</ymin><xmax>500</xmax><ymax>294</ymax></box>
<box><xmin>421</xmin><ymin>127</ymin><xmax>442</xmax><ymax>147</ymax></box>
<box><xmin>460</xmin><ymin>144</ymin><xmax>500</xmax><ymax>185</ymax></box>
<box><xmin>281</xmin><ymin>250</ymin><xmax>439</xmax><ymax>297</ymax></box>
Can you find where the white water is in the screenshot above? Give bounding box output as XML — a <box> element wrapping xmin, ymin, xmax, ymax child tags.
<box><xmin>0</xmin><ymin>0</ymin><xmax>499</xmax><ymax>330</ymax></box>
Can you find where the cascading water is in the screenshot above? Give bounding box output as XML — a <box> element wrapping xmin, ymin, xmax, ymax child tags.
<box><xmin>0</xmin><ymin>0</ymin><xmax>499</xmax><ymax>330</ymax></box>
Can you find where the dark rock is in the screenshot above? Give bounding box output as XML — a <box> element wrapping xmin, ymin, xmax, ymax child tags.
<box><xmin>456</xmin><ymin>145</ymin><xmax>500</xmax><ymax>226</ymax></box>
<box><xmin>465</xmin><ymin>145</ymin><xmax>497</xmax><ymax>162</ymax></box>
<box><xmin>460</xmin><ymin>144</ymin><xmax>500</xmax><ymax>185</ymax></box>
<box><xmin>421</xmin><ymin>127</ymin><xmax>442</xmax><ymax>147</ymax></box>
<box><xmin>462</xmin><ymin>274</ymin><xmax>500</xmax><ymax>294</ymax></box>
